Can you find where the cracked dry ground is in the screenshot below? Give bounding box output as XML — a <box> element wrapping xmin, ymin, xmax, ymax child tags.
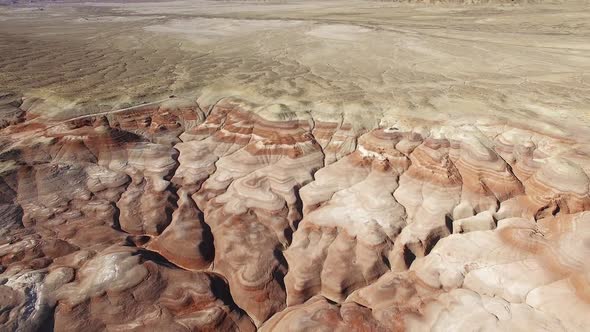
<box><xmin>1</xmin><ymin>95</ymin><xmax>590</xmax><ymax>331</ymax></box>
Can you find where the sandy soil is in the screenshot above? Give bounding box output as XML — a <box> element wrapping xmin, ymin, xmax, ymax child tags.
<box><xmin>0</xmin><ymin>0</ymin><xmax>588</xmax><ymax>138</ymax></box>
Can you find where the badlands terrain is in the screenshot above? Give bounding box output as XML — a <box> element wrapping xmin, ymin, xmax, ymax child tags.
<box><xmin>1</xmin><ymin>0</ymin><xmax>590</xmax><ymax>331</ymax></box>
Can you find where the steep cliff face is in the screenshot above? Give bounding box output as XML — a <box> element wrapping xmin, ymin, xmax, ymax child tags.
<box><xmin>1</xmin><ymin>95</ymin><xmax>589</xmax><ymax>331</ymax></box>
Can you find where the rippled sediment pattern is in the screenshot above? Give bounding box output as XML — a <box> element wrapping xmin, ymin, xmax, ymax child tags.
<box><xmin>1</xmin><ymin>94</ymin><xmax>590</xmax><ymax>330</ymax></box>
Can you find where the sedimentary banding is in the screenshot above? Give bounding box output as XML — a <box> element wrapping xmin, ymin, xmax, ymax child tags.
<box><xmin>1</xmin><ymin>96</ymin><xmax>589</xmax><ymax>330</ymax></box>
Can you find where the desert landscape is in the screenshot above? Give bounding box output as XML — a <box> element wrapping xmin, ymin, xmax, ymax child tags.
<box><xmin>1</xmin><ymin>0</ymin><xmax>590</xmax><ymax>331</ymax></box>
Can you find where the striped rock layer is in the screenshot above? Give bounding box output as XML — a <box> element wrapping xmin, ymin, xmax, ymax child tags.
<box><xmin>1</xmin><ymin>96</ymin><xmax>589</xmax><ymax>331</ymax></box>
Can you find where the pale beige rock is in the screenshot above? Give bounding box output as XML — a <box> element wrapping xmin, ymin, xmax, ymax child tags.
<box><xmin>286</xmin><ymin>155</ymin><xmax>406</xmax><ymax>305</ymax></box>
<box><xmin>452</xmin><ymin>211</ymin><xmax>496</xmax><ymax>234</ymax></box>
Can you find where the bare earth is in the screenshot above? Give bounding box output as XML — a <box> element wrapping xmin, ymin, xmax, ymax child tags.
<box><xmin>1</xmin><ymin>1</ymin><xmax>590</xmax><ymax>331</ymax></box>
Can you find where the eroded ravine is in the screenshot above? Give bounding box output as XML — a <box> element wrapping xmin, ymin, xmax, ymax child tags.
<box><xmin>1</xmin><ymin>94</ymin><xmax>590</xmax><ymax>331</ymax></box>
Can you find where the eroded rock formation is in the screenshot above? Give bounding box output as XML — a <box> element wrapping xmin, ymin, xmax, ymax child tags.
<box><xmin>1</xmin><ymin>95</ymin><xmax>589</xmax><ymax>331</ymax></box>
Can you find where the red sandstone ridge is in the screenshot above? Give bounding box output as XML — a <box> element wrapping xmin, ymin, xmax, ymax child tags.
<box><xmin>1</xmin><ymin>96</ymin><xmax>590</xmax><ymax>331</ymax></box>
